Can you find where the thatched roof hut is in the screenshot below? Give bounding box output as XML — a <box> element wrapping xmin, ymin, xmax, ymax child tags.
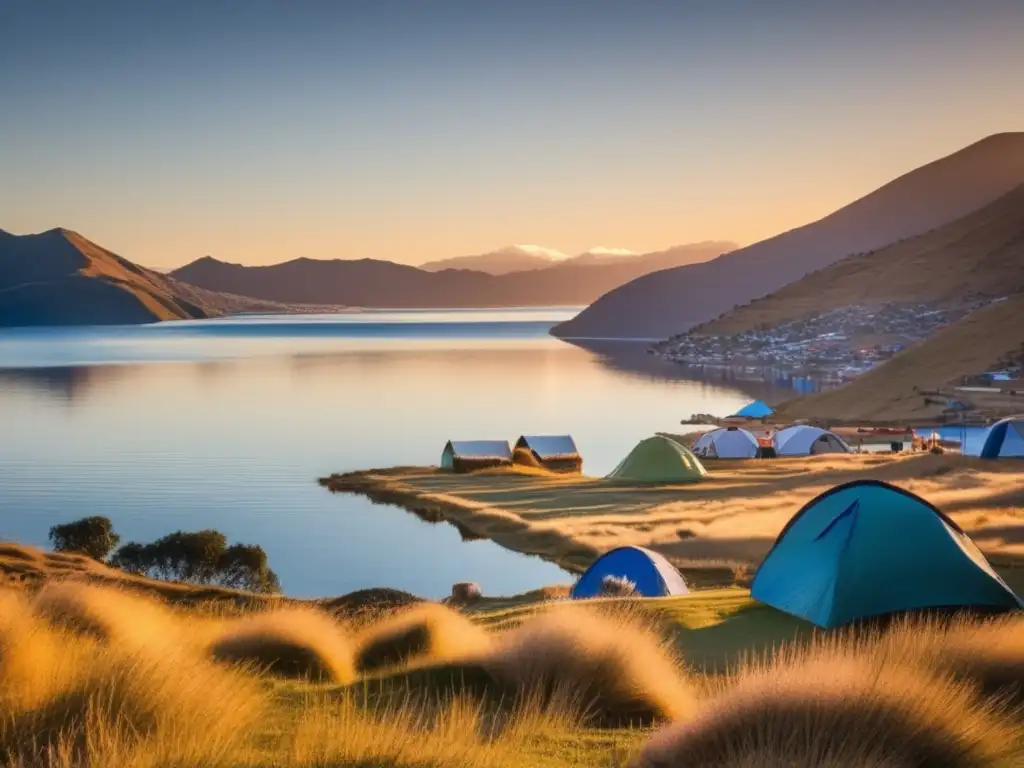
<box><xmin>513</xmin><ymin>435</ymin><xmax>582</xmax><ymax>473</ymax></box>
<box><xmin>440</xmin><ymin>440</ymin><xmax>513</xmax><ymax>473</ymax></box>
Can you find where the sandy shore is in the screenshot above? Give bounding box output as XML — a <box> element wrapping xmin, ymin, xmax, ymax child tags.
<box><xmin>322</xmin><ymin>453</ymin><xmax>1024</xmax><ymax>589</ymax></box>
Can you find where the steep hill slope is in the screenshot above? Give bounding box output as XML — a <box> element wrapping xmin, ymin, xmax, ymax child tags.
<box><xmin>685</xmin><ymin>183</ymin><xmax>1024</xmax><ymax>337</ymax></box>
<box><xmin>170</xmin><ymin>242</ymin><xmax>735</xmax><ymax>308</ymax></box>
<box><xmin>551</xmin><ymin>133</ymin><xmax>1024</xmax><ymax>339</ymax></box>
<box><xmin>0</xmin><ymin>229</ymin><xmax>313</xmax><ymax>327</ymax></box>
<box><xmin>773</xmin><ymin>292</ymin><xmax>1024</xmax><ymax>423</ymax></box>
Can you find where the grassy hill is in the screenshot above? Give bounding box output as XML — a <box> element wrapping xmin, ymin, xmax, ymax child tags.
<box><xmin>1</xmin><ymin>543</ymin><xmax>1023</xmax><ymax>766</ymax></box>
<box><xmin>551</xmin><ymin>132</ymin><xmax>1024</xmax><ymax>339</ymax></box>
<box><xmin>691</xmin><ymin>184</ymin><xmax>1024</xmax><ymax>337</ymax></box>
<box><xmin>0</xmin><ymin>228</ymin><xmax>326</xmax><ymax>327</ymax></box>
<box><xmin>774</xmin><ymin>292</ymin><xmax>1024</xmax><ymax>423</ymax></box>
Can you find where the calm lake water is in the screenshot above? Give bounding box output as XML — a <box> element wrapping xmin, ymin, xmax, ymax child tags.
<box><xmin>0</xmin><ymin>309</ymin><xmax>802</xmax><ymax>599</ymax></box>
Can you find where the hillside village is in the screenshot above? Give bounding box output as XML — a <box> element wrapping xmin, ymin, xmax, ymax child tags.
<box><xmin>654</xmin><ymin>298</ymin><xmax>1001</xmax><ymax>378</ymax></box>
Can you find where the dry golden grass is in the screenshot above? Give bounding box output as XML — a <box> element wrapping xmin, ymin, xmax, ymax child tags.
<box><xmin>355</xmin><ymin>603</ymin><xmax>493</xmax><ymax>673</ymax></box>
<box><xmin>0</xmin><ymin>589</ymin><xmax>66</xmax><ymax>713</ymax></box>
<box><xmin>210</xmin><ymin>606</ymin><xmax>356</xmax><ymax>683</ymax></box>
<box><xmin>633</xmin><ymin>652</ymin><xmax>1018</xmax><ymax>768</ymax></box>
<box><xmin>3</xmin><ymin>578</ymin><xmax>1024</xmax><ymax>767</ymax></box>
<box><xmin>481</xmin><ymin>603</ymin><xmax>696</xmax><ymax>727</ymax></box>
<box><xmin>921</xmin><ymin>615</ymin><xmax>1024</xmax><ymax>707</ymax></box>
<box><xmin>323</xmin><ymin>453</ymin><xmax>1024</xmax><ymax>579</ymax></box>
<box><xmin>0</xmin><ymin>591</ymin><xmax>264</xmax><ymax>766</ymax></box>
<box><xmin>287</xmin><ymin>694</ymin><xmax>499</xmax><ymax>768</ymax></box>
<box><xmin>513</xmin><ymin>446</ymin><xmax>544</xmax><ymax>469</ymax></box>
<box><xmin>32</xmin><ymin>580</ymin><xmax>180</xmax><ymax>648</ymax></box>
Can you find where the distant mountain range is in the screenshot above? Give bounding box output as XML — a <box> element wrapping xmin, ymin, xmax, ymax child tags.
<box><xmin>168</xmin><ymin>241</ymin><xmax>735</xmax><ymax>308</ymax></box>
<box><xmin>419</xmin><ymin>245</ymin><xmax>558</xmax><ymax>274</ymax></box>
<box><xmin>418</xmin><ymin>242</ymin><xmax>733</xmax><ymax>275</ymax></box>
<box><xmin>551</xmin><ymin>132</ymin><xmax>1024</xmax><ymax>340</ymax></box>
<box><xmin>687</xmin><ymin>182</ymin><xmax>1024</xmax><ymax>338</ymax></box>
<box><xmin>0</xmin><ymin>229</ymin><xmax>334</xmax><ymax>327</ymax></box>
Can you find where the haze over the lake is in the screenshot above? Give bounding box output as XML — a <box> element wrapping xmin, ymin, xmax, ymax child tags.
<box><xmin>2</xmin><ymin>0</ymin><xmax>1023</xmax><ymax>267</ymax></box>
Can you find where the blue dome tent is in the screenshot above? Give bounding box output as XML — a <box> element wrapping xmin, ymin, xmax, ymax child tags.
<box><xmin>980</xmin><ymin>417</ymin><xmax>1024</xmax><ymax>459</ymax></box>
<box><xmin>571</xmin><ymin>546</ymin><xmax>689</xmax><ymax>599</ymax></box>
<box><xmin>751</xmin><ymin>480</ymin><xmax>1021</xmax><ymax>628</ymax></box>
<box><xmin>732</xmin><ymin>400</ymin><xmax>774</xmax><ymax>419</ymax></box>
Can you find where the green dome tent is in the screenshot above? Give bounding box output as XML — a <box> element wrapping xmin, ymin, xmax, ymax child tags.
<box><xmin>607</xmin><ymin>436</ymin><xmax>707</xmax><ymax>483</ymax></box>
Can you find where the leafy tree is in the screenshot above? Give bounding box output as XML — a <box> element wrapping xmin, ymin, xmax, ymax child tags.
<box><xmin>110</xmin><ymin>529</ymin><xmax>280</xmax><ymax>594</ymax></box>
<box><xmin>108</xmin><ymin>542</ymin><xmax>148</xmax><ymax>573</ymax></box>
<box><xmin>48</xmin><ymin>516</ymin><xmax>120</xmax><ymax>560</ymax></box>
<box><xmin>217</xmin><ymin>544</ymin><xmax>281</xmax><ymax>593</ymax></box>
<box><xmin>148</xmin><ymin>530</ymin><xmax>227</xmax><ymax>583</ymax></box>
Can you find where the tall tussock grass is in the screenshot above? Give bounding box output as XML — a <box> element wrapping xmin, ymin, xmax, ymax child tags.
<box><xmin>631</xmin><ymin>656</ymin><xmax>1017</xmax><ymax>768</ymax></box>
<box><xmin>631</xmin><ymin>616</ymin><xmax>1024</xmax><ymax>768</ymax></box>
<box><xmin>354</xmin><ymin>603</ymin><xmax>492</xmax><ymax>673</ymax></box>
<box><xmin>0</xmin><ymin>587</ymin><xmax>264</xmax><ymax>766</ymax></box>
<box><xmin>32</xmin><ymin>581</ymin><xmax>180</xmax><ymax>649</ymax></box>
<box><xmin>481</xmin><ymin>603</ymin><xmax>696</xmax><ymax>727</ymax></box>
<box><xmin>4</xmin><ymin>578</ymin><xmax>1024</xmax><ymax>767</ymax></box>
<box><xmin>0</xmin><ymin>590</ymin><xmax>66</xmax><ymax>713</ymax></box>
<box><xmin>210</xmin><ymin>606</ymin><xmax>356</xmax><ymax>683</ymax></box>
<box><xmin>930</xmin><ymin>615</ymin><xmax>1024</xmax><ymax>707</ymax></box>
<box><xmin>287</xmin><ymin>694</ymin><xmax>502</xmax><ymax>768</ymax></box>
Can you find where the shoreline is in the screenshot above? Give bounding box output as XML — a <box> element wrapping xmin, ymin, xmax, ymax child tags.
<box><xmin>319</xmin><ymin>468</ymin><xmax>600</xmax><ymax>576</ymax></box>
<box><xmin>321</xmin><ymin>455</ymin><xmax>1024</xmax><ymax>592</ymax></box>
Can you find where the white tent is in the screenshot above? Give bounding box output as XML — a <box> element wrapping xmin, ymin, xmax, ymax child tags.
<box><xmin>692</xmin><ymin>427</ymin><xmax>759</xmax><ymax>459</ymax></box>
<box><xmin>773</xmin><ymin>425</ymin><xmax>851</xmax><ymax>456</ymax></box>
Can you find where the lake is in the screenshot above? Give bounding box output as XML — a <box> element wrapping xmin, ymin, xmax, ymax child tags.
<box><xmin>0</xmin><ymin>309</ymin><xmax>802</xmax><ymax>599</ymax></box>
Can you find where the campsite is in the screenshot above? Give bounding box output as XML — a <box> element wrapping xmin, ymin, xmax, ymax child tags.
<box><xmin>6</xmin><ymin>422</ymin><xmax>1021</xmax><ymax>766</ymax></box>
<box><xmin>323</xmin><ymin>437</ymin><xmax>1024</xmax><ymax>593</ymax></box>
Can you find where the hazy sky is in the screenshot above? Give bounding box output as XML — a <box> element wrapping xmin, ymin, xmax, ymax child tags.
<box><xmin>2</xmin><ymin>1</ymin><xmax>1022</xmax><ymax>267</ymax></box>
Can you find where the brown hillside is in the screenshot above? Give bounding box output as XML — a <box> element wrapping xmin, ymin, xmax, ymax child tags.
<box><xmin>552</xmin><ymin>132</ymin><xmax>1024</xmax><ymax>339</ymax></box>
<box><xmin>0</xmin><ymin>229</ymin><xmax>325</xmax><ymax>327</ymax></box>
<box><xmin>693</xmin><ymin>184</ymin><xmax>1024</xmax><ymax>336</ymax></box>
<box><xmin>774</xmin><ymin>293</ymin><xmax>1024</xmax><ymax>423</ymax></box>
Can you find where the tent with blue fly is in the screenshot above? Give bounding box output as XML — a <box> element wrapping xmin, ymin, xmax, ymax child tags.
<box><xmin>731</xmin><ymin>400</ymin><xmax>774</xmax><ymax>419</ymax></box>
<box><xmin>571</xmin><ymin>546</ymin><xmax>689</xmax><ymax>599</ymax></box>
<box><xmin>751</xmin><ymin>479</ymin><xmax>1021</xmax><ymax>627</ymax></box>
<box><xmin>980</xmin><ymin>417</ymin><xmax>1024</xmax><ymax>459</ymax></box>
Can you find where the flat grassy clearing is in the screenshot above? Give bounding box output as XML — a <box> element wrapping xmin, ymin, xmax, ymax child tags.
<box><xmin>322</xmin><ymin>452</ymin><xmax>1024</xmax><ymax>585</ymax></box>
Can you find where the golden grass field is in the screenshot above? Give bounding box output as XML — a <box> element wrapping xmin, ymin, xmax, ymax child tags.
<box><xmin>2</xmin><ymin>451</ymin><xmax>1023</xmax><ymax>765</ymax></box>
<box><xmin>322</xmin><ymin>452</ymin><xmax>1024</xmax><ymax>589</ymax></box>
<box><xmin>2</xmin><ymin>572</ymin><xmax>1024</xmax><ymax>767</ymax></box>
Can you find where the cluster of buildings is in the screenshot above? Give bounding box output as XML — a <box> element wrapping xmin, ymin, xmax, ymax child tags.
<box><xmin>655</xmin><ymin>301</ymin><xmax>989</xmax><ymax>376</ymax></box>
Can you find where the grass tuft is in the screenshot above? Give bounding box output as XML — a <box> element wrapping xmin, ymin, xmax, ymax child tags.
<box><xmin>287</xmin><ymin>694</ymin><xmax>497</xmax><ymax>768</ymax></box>
<box><xmin>633</xmin><ymin>648</ymin><xmax>1019</xmax><ymax>768</ymax></box>
<box><xmin>930</xmin><ymin>615</ymin><xmax>1024</xmax><ymax>707</ymax></box>
<box><xmin>210</xmin><ymin>606</ymin><xmax>356</xmax><ymax>683</ymax></box>
<box><xmin>482</xmin><ymin>603</ymin><xmax>696</xmax><ymax>727</ymax></box>
<box><xmin>355</xmin><ymin>603</ymin><xmax>493</xmax><ymax>673</ymax></box>
<box><xmin>0</xmin><ymin>589</ymin><xmax>264</xmax><ymax>765</ymax></box>
<box><xmin>0</xmin><ymin>589</ymin><xmax>66</xmax><ymax>714</ymax></box>
<box><xmin>31</xmin><ymin>580</ymin><xmax>180</xmax><ymax>649</ymax></box>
